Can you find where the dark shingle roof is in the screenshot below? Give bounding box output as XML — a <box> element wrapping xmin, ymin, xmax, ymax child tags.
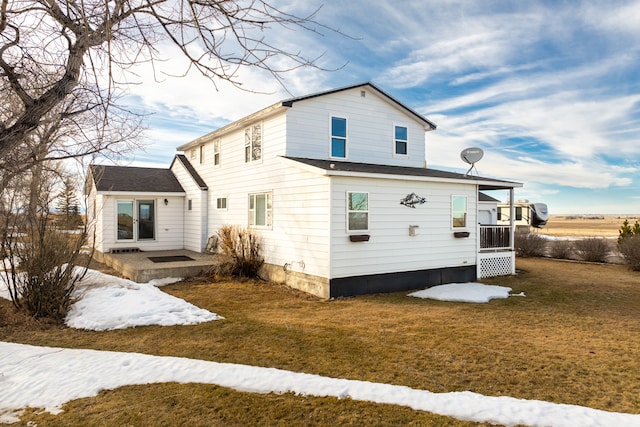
<box><xmin>170</xmin><ymin>154</ymin><xmax>208</xmax><ymax>190</ymax></box>
<box><xmin>479</xmin><ymin>192</ymin><xmax>501</xmax><ymax>202</ymax></box>
<box><xmin>283</xmin><ymin>157</ymin><xmax>521</xmax><ymax>189</ymax></box>
<box><xmin>89</xmin><ymin>165</ymin><xmax>185</xmax><ymax>193</ymax></box>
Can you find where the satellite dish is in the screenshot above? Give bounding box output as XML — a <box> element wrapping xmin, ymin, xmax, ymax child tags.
<box><xmin>460</xmin><ymin>147</ymin><xmax>484</xmax><ymax>175</ymax></box>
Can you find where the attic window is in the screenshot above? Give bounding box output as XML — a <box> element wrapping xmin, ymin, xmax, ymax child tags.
<box><xmin>360</xmin><ymin>90</ymin><xmax>366</xmax><ymax>97</ymax></box>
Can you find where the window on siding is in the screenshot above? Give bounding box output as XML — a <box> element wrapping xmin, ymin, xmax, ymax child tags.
<box><xmin>394</xmin><ymin>125</ymin><xmax>408</xmax><ymax>155</ymax></box>
<box><xmin>216</xmin><ymin>197</ymin><xmax>227</xmax><ymax>210</ymax></box>
<box><xmin>244</xmin><ymin>123</ymin><xmax>262</xmax><ymax>163</ymax></box>
<box><xmin>452</xmin><ymin>196</ymin><xmax>467</xmax><ymax>228</ymax></box>
<box><xmin>199</xmin><ymin>145</ymin><xmax>205</xmax><ymax>164</ymax></box>
<box><xmin>347</xmin><ymin>192</ymin><xmax>368</xmax><ymax>231</ymax></box>
<box><xmin>188</xmin><ymin>199</ymin><xmax>192</xmax><ymax>211</ymax></box>
<box><xmin>213</xmin><ymin>139</ymin><xmax>220</xmax><ymax>166</ymax></box>
<box><xmin>331</xmin><ymin>116</ymin><xmax>347</xmax><ymax>158</ymax></box>
<box><xmin>190</xmin><ymin>149</ymin><xmax>196</xmax><ymax>160</ymax></box>
<box><xmin>249</xmin><ymin>192</ymin><xmax>272</xmax><ymax>227</ymax></box>
<box><xmin>497</xmin><ymin>207</ymin><xmax>503</xmax><ymax>221</ymax></box>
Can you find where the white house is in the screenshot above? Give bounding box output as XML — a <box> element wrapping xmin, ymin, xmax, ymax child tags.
<box><xmin>86</xmin><ymin>82</ymin><xmax>522</xmax><ymax>298</ymax></box>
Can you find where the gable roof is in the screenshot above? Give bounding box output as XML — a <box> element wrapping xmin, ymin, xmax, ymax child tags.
<box><xmin>178</xmin><ymin>82</ymin><xmax>436</xmax><ymax>151</ymax></box>
<box><xmin>170</xmin><ymin>154</ymin><xmax>208</xmax><ymax>190</ymax></box>
<box><xmin>479</xmin><ymin>192</ymin><xmax>501</xmax><ymax>202</ymax></box>
<box><xmin>88</xmin><ymin>165</ymin><xmax>185</xmax><ymax>193</ymax></box>
<box><xmin>281</xmin><ymin>82</ymin><xmax>437</xmax><ymax>130</ymax></box>
<box><xmin>283</xmin><ymin>157</ymin><xmax>522</xmax><ymax>190</ymax></box>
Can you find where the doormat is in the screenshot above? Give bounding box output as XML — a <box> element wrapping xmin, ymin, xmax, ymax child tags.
<box><xmin>148</xmin><ymin>255</ymin><xmax>195</xmax><ymax>263</ymax></box>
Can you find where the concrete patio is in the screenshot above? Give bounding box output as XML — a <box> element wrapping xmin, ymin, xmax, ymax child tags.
<box><xmin>95</xmin><ymin>249</ymin><xmax>216</xmax><ymax>283</ymax></box>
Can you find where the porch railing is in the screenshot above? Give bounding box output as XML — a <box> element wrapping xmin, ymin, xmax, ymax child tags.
<box><xmin>479</xmin><ymin>225</ymin><xmax>512</xmax><ymax>251</ymax></box>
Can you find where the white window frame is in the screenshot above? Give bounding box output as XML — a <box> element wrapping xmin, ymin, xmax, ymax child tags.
<box><xmin>213</xmin><ymin>139</ymin><xmax>220</xmax><ymax>166</ymax></box>
<box><xmin>346</xmin><ymin>191</ymin><xmax>369</xmax><ymax>232</ymax></box>
<box><xmin>393</xmin><ymin>124</ymin><xmax>408</xmax><ymax>156</ymax></box>
<box><xmin>330</xmin><ymin>115</ymin><xmax>347</xmax><ymax>159</ymax></box>
<box><xmin>249</xmin><ymin>192</ymin><xmax>272</xmax><ymax>228</ymax></box>
<box><xmin>451</xmin><ymin>195</ymin><xmax>468</xmax><ymax>229</ymax></box>
<box><xmin>216</xmin><ymin>197</ymin><xmax>227</xmax><ymax>210</ymax></box>
<box><xmin>199</xmin><ymin>145</ymin><xmax>205</xmax><ymax>164</ymax></box>
<box><xmin>190</xmin><ymin>148</ymin><xmax>197</xmax><ymax>160</ymax></box>
<box><xmin>244</xmin><ymin>123</ymin><xmax>262</xmax><ymax>163</ymax></box>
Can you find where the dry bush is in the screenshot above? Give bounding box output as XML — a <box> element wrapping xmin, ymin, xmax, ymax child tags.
<box><xmin>619</xmin><ymin>235</ymin><xmax>640</xmax><ymax>271</ymax></box>
<box><xmin>514</xmin><ymin>231</ymin><xmax>547</xmax><ymax>257</ymax></box>
<box><xmin>573</xmin><ymin>237</ymin><xmax>610</xmax><ymax>263</ymax></box>
<box><xmin>549</xmin><ymin>240</ymin><xmax>573</xmax><ymax>259</ymax></box>
<box><xmin>214</xmin><ymin>225</ymin><xmax>264</xmax><ymax>278</ymax></box>
<box><xmin>7</xmin><ymin>228</ymin><xmax>87</xmax><ymax>320</ymax></box>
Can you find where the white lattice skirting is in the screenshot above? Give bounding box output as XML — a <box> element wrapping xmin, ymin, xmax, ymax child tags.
<box><xmin>478</xmin><ymin>252</ymin><xmax>515</xmax><ymax>278</ymax></box>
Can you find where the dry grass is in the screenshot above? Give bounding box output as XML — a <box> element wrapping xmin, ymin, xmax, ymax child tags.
<box><xmin>539</xmin><ymin>215</ymin><xmax>635</xmax><ymax>237</ymax></box>
<box><xmin>2</xmin><ymin>258</ymin><xmax>640</xmax><ymax>426</ymax></box>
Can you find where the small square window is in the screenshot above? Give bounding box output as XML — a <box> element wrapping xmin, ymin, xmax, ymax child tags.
<box><xmin>217</xmin><ymin>197</ymin><xmax>227</xmax><ymax>210</ymax></box>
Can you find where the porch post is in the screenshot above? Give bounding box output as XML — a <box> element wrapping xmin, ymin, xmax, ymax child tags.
<box><xmin>509</xmin><ymin>188</ymin><xmax>516</xmax><ymax>274</ymax></box>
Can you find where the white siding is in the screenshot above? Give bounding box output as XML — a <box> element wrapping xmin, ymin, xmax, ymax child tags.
<box><xmin>171</xmin><ymin>161</ymin><xmax>208</xmax><ymax>252</ymax></box>
<box><xmin>329</xmin><ymin>176</ymin><xmax>478</xmax><ymax>278</ymax></box>
<box><xmin>284</xmin><ymin>87</ymin><xmax>428</xmax><ymax>167</ymax></box>
<box><xmin>97</xmin><ymin>194</ymin><xmax>184</xmax><ymax>252</ymax></box>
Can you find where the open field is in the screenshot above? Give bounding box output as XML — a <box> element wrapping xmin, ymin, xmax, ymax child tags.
<box><xmin>1</xmin><ymin>258</ymin><xmax>640</xmax><ymax>426</ymax></box>
<box><xmin>538</xmin><ymin>215</ymin><xmax>638</xmax><ymax>237</ymax></box>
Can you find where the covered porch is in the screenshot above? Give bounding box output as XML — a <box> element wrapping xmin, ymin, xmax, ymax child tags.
<box><xmin>476</xmin><ymin>185</ymin><xmax>520</xmax><ymax>279</ymax></box>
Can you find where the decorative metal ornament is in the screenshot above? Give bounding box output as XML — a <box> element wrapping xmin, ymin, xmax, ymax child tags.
<box><xmin>400</xmin><ymin>193</ymin><xmax>427</xmax><ymax>208</ymax></box>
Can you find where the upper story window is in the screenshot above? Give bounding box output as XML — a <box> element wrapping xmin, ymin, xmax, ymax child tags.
<box><xmin>394</xmin><ymin>125</ymin><xmax>408</xmax><ymax>155</ymax></box>
<box><xmin>199</xmin><ymin>145</ymin><xmax>205</xmax><ymax>164</ymax></box>
<box><xmin>331</xmin><ymin>116</ymin><xmax>347</xmax><ymax>158</ymax></box>
<box><xmin>190</xmin><ymin>149</ymin><xmax>197</xmax><ymax>161</ymax></box>
<box><xmin>245</xmin><ymin>123</ymin><xmax>262</xmax><ymax>163</ymax></box>
<box><xmin>249</xmin><ymin>192</ymin><xmax>272</xmax><ymax>228</ymax></box>
<box><xmin>452</xmin><ymin>195</ymin><xmax>467</xmax><ymax>228</ymax></box>
<box><xmin>347</xmin><ymin>192</ymin><xmax>369</xmax><ymax>231</ymax></box>
<box><xmin>213</xmin><ymin>139</ymin><xmax>220</xmax><ymax>166</ymax></box>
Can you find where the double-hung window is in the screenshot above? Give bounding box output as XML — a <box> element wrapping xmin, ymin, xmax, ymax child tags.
<box><xmin>452</xmin><ymin>196</ymin><xmax>467</xmax><ymax>228</ymax></box>
<box><xmin>331</xmin><ymin>116</ymin><xmax>347</xmax><ymax>158</ymax></box>
<box><xmin>245</xmin><ymin>123</ymin><xmax>262</xmax><ymax>163</ymax></box>
<box><xmin>394</xmin><ymin>125</ymin><xmax>408</xmax><ymax>155</ymax></box>
<box><xmin>249</xmin><ymin>192</ymin><xmax>272</xmax><ymax>227</ymax></box>
<box><xmin>213</xmin><ymin>139</ymin><xmax>220</xmax><ymax>166</ymax></box>
<box><xmin>347</xmin><ymin>192</ymin><xmax>369</xmax><ymax>231</ymax></box>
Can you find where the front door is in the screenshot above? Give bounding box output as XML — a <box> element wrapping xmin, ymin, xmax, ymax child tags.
<box><xmin>137</xmin><ymin>200</ymin><xmax>155</xmax><ymax>240</ymax></box>
<box><xmin>116</xmin><ymin>199</ymin><xmax>155</xmax><ymax>241</ymax></box>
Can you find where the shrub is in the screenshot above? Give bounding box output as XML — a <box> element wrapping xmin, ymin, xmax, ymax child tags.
<box><xmin>514</xmin><ymin>231</ymin><xmax>547</xmax><ymax>257</ymax></box>
<box><xmin>214</xmin><ymin>225</ymin><xmax>264</xmax><ymax>278</ymax></box>
<box><xmin>549</xmin><ymin>240</ymin><xmax>573</xmax><ymax>259</ymax></box>
<box><xmin>4</xmin><ymin>226</ymin><xmax>87</xmax><ymax>320</ymax></box>
<box><xmin>618</xmin><ymin>235</ymin><xmax>640</xmax><ymax>271</ymax></box>
<box><xmin>618</xmin><ymin>219</ymin><xmax>638</xmax><ymax>247</ymax></box>
<box><xmin>573</xmin><ymin>237</ymin><xmax>610</xmax><ymax>263</ymax></box>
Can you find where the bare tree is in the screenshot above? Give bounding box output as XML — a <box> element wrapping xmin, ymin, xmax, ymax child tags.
<box><xmin>1</xmin><ymin>0</ymin><xmax>335</xmax><ymax>161</ymax></box>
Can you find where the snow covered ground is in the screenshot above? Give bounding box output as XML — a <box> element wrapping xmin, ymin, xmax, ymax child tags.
<box><xmin>1</xmin><ymin>269</ymin><xmax>639</xmax><ymax>426</ymax></box>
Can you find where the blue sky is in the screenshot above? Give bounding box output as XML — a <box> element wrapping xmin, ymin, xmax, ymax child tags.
<box><xmin>118</xmin><ymin>0</ymin><xmax>640</xmax><ymax>214</ymax></box>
